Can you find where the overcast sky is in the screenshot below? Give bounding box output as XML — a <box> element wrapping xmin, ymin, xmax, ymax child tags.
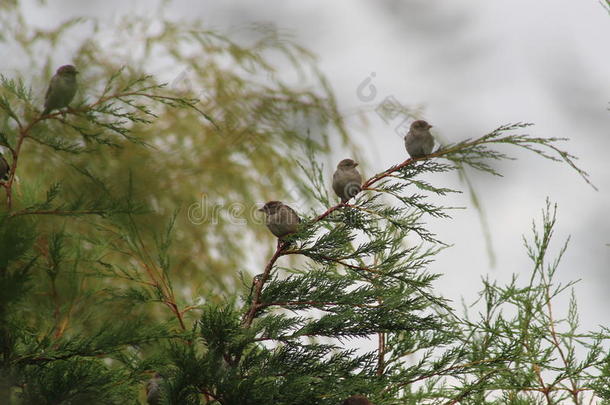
<box><xmin>15</xmin><ymin>0</ymin><xmax>610</xmax><ymax>333</ymax></box>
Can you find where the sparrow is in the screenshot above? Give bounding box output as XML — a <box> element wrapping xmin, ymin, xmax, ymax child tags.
<box><xmin>0</xmin><ymin>152</ymin><xmax>9</xmax><ymax>181</ymax></box>
<box><xmin>42</xmin><ymin>65</ymin><xmax>78</xmax><ymax>115</ymax></box>
<box><xmin>404</xmin><ymin>120</ymin><xmax>434</xmax><ymax>158</ymax></box>
<box><xmin>332</xmin><ymin>158</ymin><xmax>362</xmax><ymax>203</ymax></box>
<box><xmin>258</xmin><ymin>201</ymin><xmax>300</xmax><ymax>239</ymax></box>
<box><xmin>146</xmin><ymin>372</ymin><xmax>163</xmax><ymax>405</ymax></box>
<box><xmin>342</xmin><ymin>395</ymin><xmax>374</xmax><ymax>405</ymax></box>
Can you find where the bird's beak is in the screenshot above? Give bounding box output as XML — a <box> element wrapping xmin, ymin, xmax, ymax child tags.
<box><xmin>428</xmin><ymin>124</ymin><xmax>433</xmax><ymax>129</ymax></box>
<box><xmin>258</xmin><ymin>207</ymin><xmax>264</xmax><ymax>212</ymax></box>
<box><xmin>354</xmin><ymin>162</ymin><xmax>359</xmax><ymax>167</ymax></box>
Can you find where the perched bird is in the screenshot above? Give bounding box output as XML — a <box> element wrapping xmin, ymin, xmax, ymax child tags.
<box><xmin>145</xmin><ymin>372</ymin><xmax>163</xmax><ymax>405</ymax></box>
<box><xmin>0</xmin><ymin>152</ymin><xmax>9</xmax><ymax>181</ymax></box>
<box><xmin>332</xmin><ymin>158</ymin><xmax>362</xmax><ymax>203</ymax></box>
<box><xmin>259</xmin><ymin>201</ymin><xmax>300</xmax><ymax>239</ymax></box>
<box><xmin>404</xmin><ymin>119</ymin><xmax>434</xmax><ymax>159</ymax></box>
<box><xmin>342</xmin><ymin>395</ymin><xmax>374</xmax><ymax>405</ymax></box>
<box><xmin>42</xmin><ymin>65</ymin><xmax>78</xmax><ymax>115</ymax></box>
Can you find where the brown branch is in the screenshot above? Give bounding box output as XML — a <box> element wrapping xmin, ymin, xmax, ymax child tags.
<box><xmin>9</xmin><ymin>209</ymin><xmax>107</xmax><ymax>218</ymax></box>
<box><xmin>361</xmin><ymin>157</ymin><xmax>418</xmax><ymax>189</ymax></box>
<box><xmin>241</xmin><ymin>241</ymin><xmax>288</xmax><ymax>327</ymax></box>
<box><xmin>180</xmin><ymin>305</ymin><xmax>202</xmax><ymax>316</ymax></box>
<box><xmin>532</xmin><ymin>362</ymin><xmax>553</xmax><ymax>404</ymax></box>
<box><xmin>376</xmin><ymin>331</ymin><xmax>385</xmax><ymax>376</ymax></box>
<box><xmin>4</xmin><ymin>125</ymin><xmax>30</xmax><ymax>209</ymax></box>
<box><xmin>313</xmin><ymin>201</ymin><xmax>346</xmax><ymax>222</ymax></box>
<box><xmin>165</xmin><ymin>300</ymin><xmax>187</xmax><ymax>331</ymax></box>
<box><xmin>542</xmin><ymin>276</ymin><xmax>581</xmax><ymax>403</ymax></box>
<box><xmin>138</xmin><ymin>258</ymin><xmax>188</xmax><ymax>331</ymax></box>
<box><xmin>124</xmin><ymin>211</ymin><xmax>191</xmax><ymax>333</ymax></box>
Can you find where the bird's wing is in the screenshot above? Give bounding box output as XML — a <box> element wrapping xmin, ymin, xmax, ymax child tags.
<box><xmin>44</xmin><ymin>75</ymin><xmax>55</xmax><ymax>104</ymax></box>
<box><xmin>332</xmin><ymin>171</ymin><xmax>342</xmax><ymax>195</ymax></box>
<box><xmin>145</xmin><ymin>379</ymin><xmax>157</xmax><ymax>395</ymax></box>
<box><xmin>352</xmin><ymin>170</ymin><xmax>363</xmax><ymax>185</ymax></box>
<box><xmin>287</xmin><ymin>205</ymin><xmax>301</xmax><ymax>223</ymax></box>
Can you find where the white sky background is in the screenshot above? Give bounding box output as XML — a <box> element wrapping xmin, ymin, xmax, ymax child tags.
<box><xmin>15</xmin><ymin>0</ymin><xmax>610</xmax><ymax>337</ymax></box>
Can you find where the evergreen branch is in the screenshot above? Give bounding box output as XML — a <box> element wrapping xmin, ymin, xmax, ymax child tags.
<box><xmin>84</xmin><ymin>89</ymin><xmax>219</xmax><ymax>131</ymax></box>
<box><xmin>14</xmin><ymin>331</ymin><xmax>176</xmax><ymax>366</ymax></box>
<box><xmin>0</xmin><ymin>94</ymin><xmax>22</xmax><ymax>129</ymax></box>
<box><xmin>258</xmin><ymin>300</ymin><xmax>378</xmax><ymax>310</ymax></box>
<box><xmin>0</xmin><ymin>74</ymin><xmax>30</xmax><ymax>129</ymax></box>
<box><xmin>237</xmin><ymin>123</ymin><xmax>599</xmax><ymax>402</ymax></box>
<box><xmin>442</xmin><ymin>369</ymin><xmax>497</xmax><ymax>405</ymax></box>
<box><xmin>125</xmin><ymin>212</ymin><xmax>188</xmax><ymax>332</ymax></box>
<box><xmin>305</xmin><ymin>254</ymin><xmax>381</xmax><ymax>274</ymax></box>
<box><xmin>387</xmin><ymin>357</ymin><xmax>505</xmax><ymax>392</ymax></box>
<box><xmin>361</xmin><ymin>122</ymin><xmax>595</xmax><ymax>191</ymax></box>
<box><xmin>27</xmin><ymin>131</ymin><xmax>87</xmax><ymax>153</ymax></box>
<box><xmin>536</xmin><ymin>203</ymin><xmax>581</xmax><ymax>403</ymax></box>
<box><xmin>247</xmin><ymin>124</ymin><xmax>577</xmax><ymax>332</ymax></box>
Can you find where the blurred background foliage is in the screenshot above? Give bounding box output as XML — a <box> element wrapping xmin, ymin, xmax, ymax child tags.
<box><xmin>0</xmin><ymin>0</ymin><xmax>354</xmax><ymax>315</ymax></box>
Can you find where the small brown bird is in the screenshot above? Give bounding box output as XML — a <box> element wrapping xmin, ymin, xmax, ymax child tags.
<box><xmin>342</xmin><ymin>394</ymin><xmax>374</xmax><ymax>405</ymax></box>
<box><xmin>404</xmin><ymin>119</ymin><xmax>434</xmax><ymax>158</ymax></box>
<box><xmin>0</xmin><ymin>152</ymin><xmax>9</xmax><ymax>181</ymax></box>
<box><xmin>259</xmin><ymin>201</ymin><xmax>301</xmax><ymax>239</ymax></box>
<box><xmin>146</xmin><ymin>372</ymin><xmax>162</xmax><ymax>405</ymax></box>
<box><xmin>42</xmin><ymin>65</ymin><xmax>78</xmax><ymax>115</ymax></box>
<box><xmin>332</xmin><ymin>158</ymin><xmax>362</xmax><ymax>203</ymax></box>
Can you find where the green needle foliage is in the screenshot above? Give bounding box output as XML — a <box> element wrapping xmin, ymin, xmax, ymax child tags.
<box><xmin>1</xmin><ymin>2</ymin><xmax>609</xmax><ymax>405</ymax></box>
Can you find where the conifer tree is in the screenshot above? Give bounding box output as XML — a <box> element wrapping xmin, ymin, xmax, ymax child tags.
<box><xmin>1</xmin><ymin>2</ymin><xmax>609</xmax><ymax>404</ymax></box>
